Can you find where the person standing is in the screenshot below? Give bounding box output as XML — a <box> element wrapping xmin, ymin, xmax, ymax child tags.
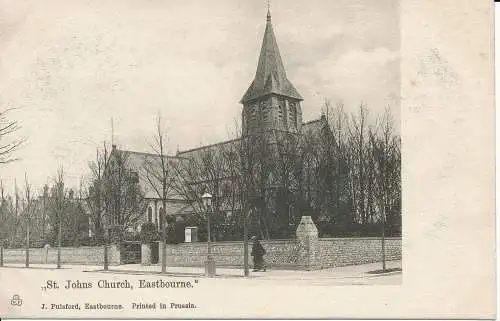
<box><xmin>251</xmin><ymin>235</ymin><xmax>266</xmax><ymax>272</ymax></box>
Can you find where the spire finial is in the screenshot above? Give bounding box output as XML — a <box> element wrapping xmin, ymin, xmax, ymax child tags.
<box><xmin>266</xmin><ymin>0</ymin><xmax>271</xmax><ymax>21</ymax></box>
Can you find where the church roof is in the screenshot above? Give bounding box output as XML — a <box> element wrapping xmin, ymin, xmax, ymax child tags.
<box><xmin>240</xmin><ymin>11</ymin><xmax>302</xmax><ymax>103</ymax></box>
<box><xmin>302</xmin><ymin>115</ymin><xmax>328</xmax><ymax>137</ymax></box>
<box><xmin>111</xmin><ymin>148</ymin><xmax>188</xmax><ymax>200</ymax></box>
<box><xmin>176</xmin><ymin>138</ymin><xmax>240</xmax><ymax>159</ymax></box>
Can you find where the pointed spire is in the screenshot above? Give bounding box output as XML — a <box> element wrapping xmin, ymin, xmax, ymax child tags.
<box><xmin>240</xmin><ymin>8</ymin><xmax>302</xmax><ymax>103</ymax></box>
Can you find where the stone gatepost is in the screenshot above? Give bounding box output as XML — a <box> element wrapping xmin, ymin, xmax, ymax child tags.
<box><xmin>296</xmin><ymin>216</ymin><xmax>319</xmax><ymax>271</ymax></box>
<box><xmin>108</xmin><ymin>244</ymin><xmax>121</xmax><ymax>266</ymax></box>
<box><xmin>141</xmin><ymin>243</ymin><xmax>152</xmax><ymax>265</ymax></box>
<box><xmin>44</xmin><ymin>244</ymin><xmax>50</xmax><ymax>264</ymax></box>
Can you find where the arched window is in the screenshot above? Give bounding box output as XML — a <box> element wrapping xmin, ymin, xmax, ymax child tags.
<box><xmin>147</xmin><ymin>207</ymin><xmax>152</xmax><ymax>222</ymax></box>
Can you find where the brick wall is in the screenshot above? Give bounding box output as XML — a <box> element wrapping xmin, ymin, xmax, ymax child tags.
<box><xmin>1</xmin><ymin>245</ymin><xmax>120</xmax><ymax>266</ymax></box>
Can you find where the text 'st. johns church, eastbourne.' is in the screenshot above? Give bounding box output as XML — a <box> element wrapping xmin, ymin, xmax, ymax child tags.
<box><xmin>109</xmin><ymin>9</ymin><xmax>329</xmax><ymax>240</ymax></box>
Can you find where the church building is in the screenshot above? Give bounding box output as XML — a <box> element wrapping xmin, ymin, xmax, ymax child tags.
<box><xmin>109</xmin><ymin>10</ymin><xmax>328</xmax><ymax>239</ymax></box>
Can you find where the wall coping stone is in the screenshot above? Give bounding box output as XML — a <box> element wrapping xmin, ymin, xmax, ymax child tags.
<box><xmin>319</xmin><ymin>237</ymin><xmax>402</xmax><ymax>241</ymax></box>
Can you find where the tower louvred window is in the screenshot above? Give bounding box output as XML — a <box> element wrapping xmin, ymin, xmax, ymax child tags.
<box><xmin>248</xmin><ymin>104</ymin><xmax>258</xmax><ymax>128</ymax></box>
<box><xmin>289</xmin><ymin>102</ymin><xmax>297</xmax><ymax>125</ymax></box>
<box><xmin>261</xmin><ymin>101</ymin><xmax>269</xmax><ymax>122</ymax></box>
<box><xmin>278</xmin><ymin>99</ymin><xmax>285</xmax><ymax>122</ymax></box>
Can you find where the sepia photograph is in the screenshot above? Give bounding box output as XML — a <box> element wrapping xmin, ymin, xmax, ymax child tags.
<box><xmin>0</xmin><ymin>0</ymin><xmax>494</xmax><ymax>319</ymax></box>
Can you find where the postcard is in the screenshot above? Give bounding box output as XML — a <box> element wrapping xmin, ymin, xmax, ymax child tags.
<box><xmin>0</xmin><ymin>0</ymin><xmax>495</xmax><ymax>319</ymax></box>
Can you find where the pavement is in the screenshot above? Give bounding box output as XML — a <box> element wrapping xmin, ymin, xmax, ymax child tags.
<box><xmin>0</xmin><ymin>260</ymin><xmax>402</xmax><ymax>285</ymax></box>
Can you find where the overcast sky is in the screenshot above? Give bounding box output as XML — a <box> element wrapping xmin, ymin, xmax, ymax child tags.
<box><xmin>0</xmin><ymin>0</ymin><xmax>400</xmax><ymax>193</ymax></box>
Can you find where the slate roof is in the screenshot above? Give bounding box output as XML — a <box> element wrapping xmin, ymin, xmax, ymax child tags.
<box><xmin>176</xmin><ymin>138</ymin><xmax>240</xmax><ymax>159</ymax></box>
<box><xmin>112</xmin><ymin>149</ymin><xmax>188</xmax><ymax>200</ymax></box>
<box><xmin>240</xmin><ymin>12</ymin><xmax>302</xmax><ymax>103</ymax></box>
<box><xmin>302</xmin><ymin>115</ymin><xmax>328</xmax><ymax>137</ymax></box>
<box><xmin>175</xmin><ymin>116</ymin><xmax>327</xmax><ymax>159</ymax></box>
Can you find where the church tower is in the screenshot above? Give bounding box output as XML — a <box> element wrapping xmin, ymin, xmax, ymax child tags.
<box><xmin>241</xmin><ymin>10</ymin><xmax>303</xmax><ymax>135</ymax></box>
<box><xmin>240</xmin><ymin>9</ymin><xmax>304</xmax><ymax>239</ymax></box>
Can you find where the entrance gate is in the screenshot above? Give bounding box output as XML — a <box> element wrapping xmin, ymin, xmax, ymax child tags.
<box><xmin>151</xmin><ymin>242</ymin><xmax>159</xmax><ymax>264</ymax></box>
<box><xmin>120</xmin><ymin>241</ymin><xmax>141</xmax><ymax>264</ymax></box>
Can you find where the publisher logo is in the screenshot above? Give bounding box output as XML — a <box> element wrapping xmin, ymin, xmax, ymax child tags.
<box><xmin>11</xmin><ymin>295</ymin><xmax>22</xmax><ymax>306</ymax></box>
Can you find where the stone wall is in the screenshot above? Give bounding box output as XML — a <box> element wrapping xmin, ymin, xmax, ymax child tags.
<box><xmin>160</xmin><ymin>239</ymin><xmax>302</xmax><ymax>269</ymax></box>
<box><xmin>317</xmin><ymin>237</ymin><xmax>402</xmax><ymax>268</ymax></box>
<box><xmin>0</xmin><ymin>218</ymin><xmax>402</xmax><ymax>270</ymax></box>
<box><xmin>158</xmin><ymin>237</ymin><xmax>401</xmax><ymax>270</ymax></box>
<box><xmin>1</xmin><ymin>245</ymin><xmax>121</xmax><ymax>266</ymax></box>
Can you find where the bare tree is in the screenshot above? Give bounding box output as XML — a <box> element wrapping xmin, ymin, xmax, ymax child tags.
<box><xmin>53</xmin><ymin>166</ymin><xmax>66</xmax><ymax>268</ymax></box>
<box><xmin>0</xmin><ymin>108</ymin><xmax>25</xmax><ymax>164</ymax></box>
<box><xmin>85</xmin><ymin>143</ymin><xmax>110</xmax><ymax>241</ymax></box>
<box><xmin>346</xmin><ymin>104</ymin><xmax>371</xmax><ymax>224</ymax></box>
<box><xmin>0</xmin><ymin>181</ymin><xmax>16</xmax><ymax>246</ymax></box>
<box><xmin>24</xmin><ymin>173</ymin><xmax>32</xmax><ymax>267</ymax></box>
<box><xmin>103</xmin><ymin>148</ymin><xmax>146</xmax><ymax>237</ymax></box>
<box><xmin>142</xmin><ymin>115</ymin><xmax>177</xmax><ymax>273</ymax></box>
<box><xmin>10</xmin><ymin>180</ymin><xmax>21</xmax><ymax>247</ymax></box>
<box><xmin>172</xmin><ymin>141</ymin><xmax>234</xmax><ymax>242</ymax></box>
<box><xmin>370</xmin><ymin>107</ymin><xmax>401</xmax><ymax>270</ymax></box>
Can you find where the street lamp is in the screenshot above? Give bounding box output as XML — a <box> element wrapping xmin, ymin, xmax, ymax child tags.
<box><xmin>201</xmin><ymin>192</ymin><xmax>216</xmax><ymax>277</ymax></box>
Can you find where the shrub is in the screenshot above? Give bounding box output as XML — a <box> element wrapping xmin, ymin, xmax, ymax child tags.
<box><xmin>140</xmin><ymin>222</ymin><xmax>158</xmax><ymax>244</ymax></box>
<box><xmin>166</xmin><ymin>221</ymin><xmax>185</xmax><ymax>244</ymax></box>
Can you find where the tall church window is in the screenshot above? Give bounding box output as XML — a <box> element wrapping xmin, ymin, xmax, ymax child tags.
<box><xmin>147</xmin><ymin>207</ymin><xmax>152</xmax><ymax>222</ymax></box>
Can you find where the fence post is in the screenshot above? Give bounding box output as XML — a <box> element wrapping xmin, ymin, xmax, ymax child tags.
<box><xmin>0</xmin><ymin>240</ymin><xmax>4</xmax><ymax>267</ymax></box>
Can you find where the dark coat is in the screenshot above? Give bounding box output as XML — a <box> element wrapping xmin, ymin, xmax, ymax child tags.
<box><xmin>251</xmin><ymin>239</ymin><xmax>266</xmax><ymax>257</ymax></box>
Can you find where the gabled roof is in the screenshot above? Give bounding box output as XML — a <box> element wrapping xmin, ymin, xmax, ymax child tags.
<box><xmin>240</xmin><ymin>12</ymin><xmax>302</xmax><ymax>103</ymax></box>
<box><xmin>111</xmin><ymin>148</ymin><xmax>188</xmax><ymax>200</ymax></box>
<box><xmin>302</xmin><ymin>115</ymin><xmax>328</xmax><ymax>137</ymax></box>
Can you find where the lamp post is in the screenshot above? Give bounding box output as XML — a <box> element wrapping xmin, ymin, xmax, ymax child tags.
<box><xmin>201</xmin><ymin>192</ymin><xmax>215</xmax><ymax>277</ymax></box>
<box><xmin>0</xmin><ymin>239</ymin><xmax>4</xmax><ymax>267</ymax></box>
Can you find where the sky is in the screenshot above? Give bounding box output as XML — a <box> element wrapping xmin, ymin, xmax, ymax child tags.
<box><xmin>0</xmin><ymin>0</ymin><xmax>400</xmax><ymax>194</ymax></box>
